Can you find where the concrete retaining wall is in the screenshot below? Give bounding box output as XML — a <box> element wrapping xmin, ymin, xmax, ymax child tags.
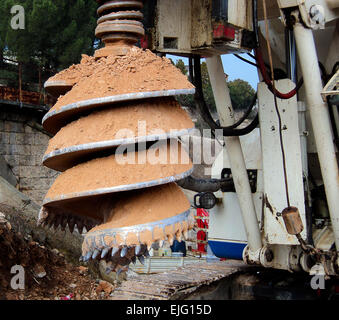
<box><xmin>0</xmin><ymin>108</ymin><xmax>57</xmax><ymax>205</ymax></box>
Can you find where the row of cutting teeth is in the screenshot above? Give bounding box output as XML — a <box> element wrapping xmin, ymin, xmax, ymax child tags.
<box><xmin>100</xmin><ymin>245</ymin><xmax>151</xmax><ymax>276</ymax></box>
<box><xmin>81</xmin><ymin>215</ymin><xmax>193</xmax><ymax>257</ymax></box>
<box><xmin>80</xmin><ymin>244</ymin><xmax>149</xmax><ymax>265</ymax></box>
<box><xmin>79</xmin><ymin>229</ymin><xmax>190</xmax><ymax>274</ymax></box>
<box><xmin>37</xmin><ymin>207</ymin><xmax>98</xmax><ymax>234</ymax></box>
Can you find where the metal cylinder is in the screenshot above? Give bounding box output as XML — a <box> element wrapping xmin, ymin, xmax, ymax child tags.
<box><xmin>293</xmin><ymin>22</ymin><xmax>339</xmax><ymax>250</ymax></box>
<box><xmin>282</xmin><ymin>206</ymin><xmax>304</xmax><ymax>235</ymax></box>
<box><xmin>206</xmin><ymin>56</ymin><xmax>262</xmax><ymax>256</ymax></box>
<box><xmin>95</xmin><ymin>0</ymin><xmax>144</xmax><ymax>45</ymax></box>
<box><xmin>40</xmin><ymin>0</ymin><xmax>196</xmax><ymax>273</ymax></box>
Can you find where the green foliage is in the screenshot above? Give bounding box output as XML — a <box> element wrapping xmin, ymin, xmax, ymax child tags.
<box><xmin>200</xmin><ymin>61</ymin><xmax>216</xmax><ymax>113</ymax></box>
<box><xmin>0</xmin><ymin>69</ymin><xmax>18</xmax><ymax>86</ymax></box>
<box><xmin>228</xmin><ymin>78</ymin><xmax>255</xmax><ymax>111</ymax></box>
<box><xmin>174</xmin><ymin>59</ymin><xmax>194</xmax><ymax>110</ymax></box>
<box><xmin>174</xmin><ymin>59</ymin><xmax>255</xmax><ymax>113</ymax></box>
<box><xmin>175</xmin><ymin>59</ymin><xmax>187</xmax><ymax>75</ymax></box>
<box><xmin>0</xmin><ymin>0</ymin><xmax>98</xmax><ymax>70</ymax></box>
<box><xmin>174</xmin><ymin>59</ymin><xmax>216</xmax><ymax>112</ymax></box>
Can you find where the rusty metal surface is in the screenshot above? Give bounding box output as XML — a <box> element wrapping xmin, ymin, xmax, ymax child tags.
<box><xmin>95</xmin><ymin>0</ymin><xmax>144</xmax><ymax>45</ymax></box>
<box><xmin>110</xmin><ymin>260</ymin><xmax>249</xmax><ymax>300</ymax></box>
<box><xmin>97</xmin><ymin>1</ymin><xmax>143</xmax><ymax>15</ymax></box>
<box><xmin>97</xmin><ymin>11</ymin><xmax>143</xmax><ymax>24</ymax></box>
<box><xmin>282</xmin><ymin>206</ymin><xmax>304</xmax><ymax>235</ymax></box>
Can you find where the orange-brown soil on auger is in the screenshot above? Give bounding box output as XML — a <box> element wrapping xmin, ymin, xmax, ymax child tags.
<box><xmin>46</xmin><ymin>54</ymin><xmax>97</xmax><ymax>87</ymax></box>
<box><xmin>93</xmin><ymin>183</ymin><xmax>190</xmax><ymax>230</ymax></box>
<box><xmin>45</xmin><ymin>140</ymin><xmax>192</xmax><ymax>200</ymax></box>
<box><xmin>45</xmin><ymin>97</ymin><xmax>193</xmax><ymax>155</ymax></box>
<box><xmin>81</xmin><ymin>183</ymin><xmax>195</xmax><ymax>265</ymax></box>
<box><xmin>50</xmin><ymin>46</ymin><xmax>194</xmax><ymax>112</ymax></box>
<box><xmin>40</xmin><ymin>1</ymin><xmax>196</xmax><ymax>274</ymax></box>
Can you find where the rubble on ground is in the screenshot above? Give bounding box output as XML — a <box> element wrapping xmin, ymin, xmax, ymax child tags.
<box><xmin>0</xmin><ymin>212</ymin><xmax>114</xmax><ymax>300</ymax></box>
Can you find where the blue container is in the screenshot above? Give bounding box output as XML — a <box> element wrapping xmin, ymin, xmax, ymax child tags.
<box><xmin>170</xmin><ymin>240</ymin><xmax>187</xmax><ymax>257</ymax></box>
<box><xmin>208</xmin><ymin>240</ymin><xmax>246</xmax><ymax>260</ymax></box>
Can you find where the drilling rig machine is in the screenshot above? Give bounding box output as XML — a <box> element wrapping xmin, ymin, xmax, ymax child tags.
<box><xmin>39</xmin><ymin>0</ymin><xmax>339</xmax><ymax>280</ymax></box>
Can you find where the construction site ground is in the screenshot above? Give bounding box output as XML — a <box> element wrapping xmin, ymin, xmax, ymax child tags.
<box><xmin>2</xmin><ymin>210</ymin><xmax>337</xmax><ymax>301</ymax></box>
<box><xmin>0</xmin><ymin>211</ymin><xmax>252</xmax><ymax>300</ymax></box>
<box><xmin>0</xmin><ymin>213</ymin><xmax>99</xmax><ymax>300</ymax></box>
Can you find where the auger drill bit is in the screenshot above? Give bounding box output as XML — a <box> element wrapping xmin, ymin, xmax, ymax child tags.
<box><xmin>40</xmin><ymin>0</ymin><xmax>196</xmax><ymax>272</ymax></box>
<box><xmin>44</xmin><ymin>0</ymin><xmax>145</xmax><ymax>95</ymax></box>
<box><xmin>38</xmin><ymin>206</ymin><xmax>98</xmax><ymax>234</ymax></box>
<box><xmin>80</xmin><ymin>183</ymin><xmax>195</xmax><ymax>270</ymax></box>
<box><xmin>43</xmin><ymin>97</ymin><xmax>194</xmax><ymax>171</ymax></box>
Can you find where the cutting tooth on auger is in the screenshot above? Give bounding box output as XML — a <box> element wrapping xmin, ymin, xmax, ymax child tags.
<box><xmin>39</xmin><ymin>0</ymin><xmax>196</xmax><ymax>273</ymax></box>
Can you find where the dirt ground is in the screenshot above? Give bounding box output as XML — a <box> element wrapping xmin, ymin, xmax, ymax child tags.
<box><xmin>0</xmin><ymin>212</ymin><xmax>115</xmax><ymax>300</ymax></box>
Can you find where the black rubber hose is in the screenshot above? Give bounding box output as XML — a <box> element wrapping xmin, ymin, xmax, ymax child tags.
<box><xmin>252</xmin><ymin>0</ymin><xmax>259</xmax><ymax>48</ymax></box>
<box><xmin>318</xmin><ymin>61</ymin><xmax>328</xmax><ymax>82</ymax></box>
<box><xmin>188</xmin><ymin>56</ymin><xmax>194</xmax><ymax>84</ymax></box>
<box><xmin>193</xmin><ymin>55</ymin><xmax>259</xmax><ymax>136</ymax></box>
<box><xmin>323</xmin><ymin>61</ymin><xmax>339</xmax><ymax>150</ymax></box>
<box><xmin>233</xmin><ymin>54</ymin><xmax>259</xmax><ymax>67</ymax></box>
<box><xmin>176</xmin><ymin>175</ymin><xmax>235</xmax><ymax>193</ymax></box>
<box><xmin>331</xmin><ymin>61</ymin><xmax>339</xmax><ymax>76</ymax></box>
<box><xmin>195</xmin><ymin>93</ymin><xmax>259</xmax><ymax>136</ymax></box>
<box><xmin>247</xmin><ymin>52</ymin><xmax>306</xmax><ymax>92</ymax></box>
<box><xmin>226</xmin><ymin>93</ymin><xmax>257</xmax><ymax>129</ymax></box>
<box><xmin>305</xmin><ymin>203</ymin><xmax>315</xmax><ymax>246</ymax></box>
<box><xmin>327</xmin><ymin>96</ymin><xmax>339</xmax><ymax>150</ymax></box>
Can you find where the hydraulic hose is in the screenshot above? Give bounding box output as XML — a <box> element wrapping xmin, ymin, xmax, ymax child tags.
<box><xmin>176</xmin><ymin>175</ymin><xmax>235</xmax><ymax>193</ymax></box>
<box><xmin>255</xmin><ymin>47</ymin><xmax>298</xmax><ymax>99</ymax></box>
<box><xmin>192</xmin><ymin>55</ymin><xmax>259</xmax><ymax>137</ymax></box>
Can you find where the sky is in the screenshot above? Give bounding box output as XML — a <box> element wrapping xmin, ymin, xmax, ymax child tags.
<box><xmin>167</xmin><ymin>53</ymin><xmax>259</xmax><ymax>91</ymax></box>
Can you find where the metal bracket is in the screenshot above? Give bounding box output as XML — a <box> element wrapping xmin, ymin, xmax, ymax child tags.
<box><xmin>278</xmin><ymin>0</ymin><xmax>327</xmax><ymax>30</ymax></box>
<box><xmin>321</xmin><ymin>69</ymin><xmax>339</xmax><ymax>102</ymax></box>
